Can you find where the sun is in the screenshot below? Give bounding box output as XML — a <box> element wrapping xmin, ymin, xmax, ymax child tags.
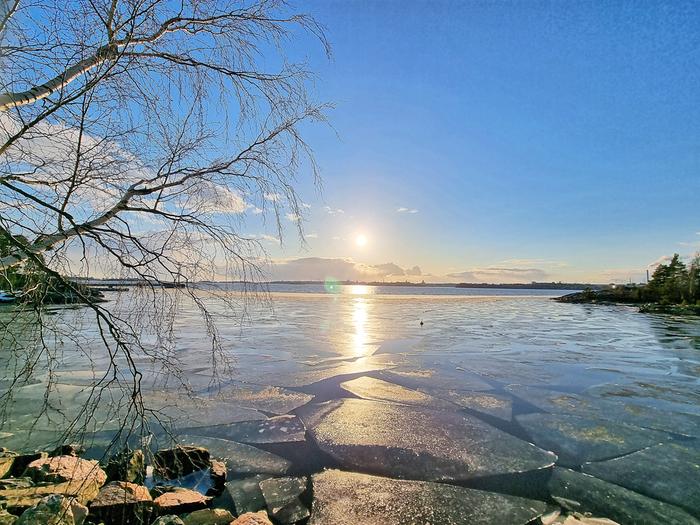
<box><xmin>355</xmin><ymin>234</ymin><xmax>368</xmax><ymax>247</ymax></box>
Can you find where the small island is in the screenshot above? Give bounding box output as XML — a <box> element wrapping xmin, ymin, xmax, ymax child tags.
<box><xmin>556</xmin><ymin>254</ymin><xmax>700</xmax><ymax>316</ymax></box>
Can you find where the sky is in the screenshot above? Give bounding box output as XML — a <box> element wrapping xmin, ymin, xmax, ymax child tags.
<box><xmin>235</xmin><ymin>2</ymin><xmax>700</xmax><ymax>283</ymax></box>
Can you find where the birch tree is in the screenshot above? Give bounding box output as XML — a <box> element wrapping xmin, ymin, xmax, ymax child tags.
<box><xmin>0</xmin><ymin>0</ymin><xmax>328</xmax><ymax>445</ymax></box>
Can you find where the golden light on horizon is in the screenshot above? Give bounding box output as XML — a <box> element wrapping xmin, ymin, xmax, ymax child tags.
<box><xmin>355</xmin><ymin>234</ymin><xmax>368</xmax><ymax>247</ymax></box>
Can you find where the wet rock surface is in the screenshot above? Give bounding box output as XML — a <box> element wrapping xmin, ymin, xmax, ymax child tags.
<box><xmin>310</xmin><ymin>469</ymin><xmax>547</xmax><ymax>525</ymax></box>
<box><xmin>181</xmin><ymin>507</ymin><xmax>234</xmax><ymax>525</ymax></box>
<box><xmin>548</xmin><ymin>467</ymin><xmax>699</xmax><ymax>525</ymax></box>
<box><xmin>298</xmin><ymin>398</ymin><xmax>556</xmax><ymax>480</ymax></box>
<box><xmin>582</xmin><ymin>441</ymin><xmax>700</xmax><ymax>518</ymax></box>
<box><xmin>516</xmin><ymin>413</ymin><xmax>669</xmax><ymax>466</ymax></box>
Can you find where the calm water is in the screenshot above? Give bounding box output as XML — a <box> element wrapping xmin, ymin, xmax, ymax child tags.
<box><xmin>2</xmin><ymin>285</ymin><xmax>700</xmax><ymax>522</ymax></box>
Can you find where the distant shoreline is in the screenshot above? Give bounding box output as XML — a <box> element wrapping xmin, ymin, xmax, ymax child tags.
<box><xmin>76</xmin><ymin>278</ymin><xmax>605</xmax><ymax>291</ymax></box>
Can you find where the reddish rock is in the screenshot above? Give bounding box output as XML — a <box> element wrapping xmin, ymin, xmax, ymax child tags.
<box><xmin>24</xmin><ymin>456</ymin><xmax>106</xmax><ymax>487</ymax></box>
<box><xmin>230</xmin><ymin>511</ymin><xmax>274</xmax><ymax>525</ymax></box>
<box><xmin>89</xmin><ymin>481</ymin><xmax>153</xmax><ymax>525</ymax></box>
<box><xmin>154</xmin><ymin>487</ymin><xmax>210</xmax><ymax>514</ymax></box>
<box><xmin>208</xmin><ymin>460</ymin><xmax>226</xmax><ymax>496</ymax></box>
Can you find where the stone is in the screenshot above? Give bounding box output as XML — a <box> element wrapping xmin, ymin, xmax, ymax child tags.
<box><xmin>89</xmin><ymin>481</ymin><xmax>153</xmax><ymax>525</ymax></box>
<box><xmin>177</xmin><ymin>435</ymin><xmax>290</xmax><ymax>475</ymax></box>
<box><xmin>24</xmin><ymin>456</ymin><xmax>107</xmax><ymax>487</ymax></box>
<box><xmin>259</xmin><ymin>477</ymin><xmax>308</xmax><ymax>524</ymax></box>
<box><xmin>15</xmin><ymin>494</ymin><xmax>84</xmax><ymax>525</ymax></box>
<box><xmin>582</xmin><ymin>441</ymin><xmax>700</xmax><ymax>518</ymax></box>
<box><xmin>208</xmin><ymin>460</ymin><xmax>226</xmax><ymax>496</ymax></box>
<box><xmin>152</xmin><ymin>516</ymin><xmax>185</xmax><ymax>525</ymax></box>
<box><xmin>298</xmin><ymin>399</ymin><xmax>556</xmax><ymax>481</ymax></box>
<box><xmin>10</xmin><ymin>452</ymin><xmax>47</xmax><ymax>478</ymax></box>
<box><xmin>230</xmin><ymin>511</ymin><xmax>273</xmax><ymax>525</ymax></box>
<box><xmin>516</xmin><ymin>413</ymin><xmax>669</xmax><ymax>467</ymax></box>
<box><xmin>181</xmin><ymin>507</ymin><xmax>234</xmax><ymax>525</ymax></box>
<box><xmin>154</xmin><ymin>487</ymin><xmax>210</xmax><ymax>514</ymax></box>
<box><xmin>0</xmin><ymin>509</ymin><xmax>17</xmax><ymax>525</ymax></box>
<box><xmin>0</xmin><ymin>480</ymin><xmax>101</xmax><ymax>512</ymax></box>
<box><xmin>216</xmin><ymin>475</ymin><xmax>268</xmax><ymax>515</ymax></box>
<box><xmin>105</xmin><ymin>449</ymin><xmax>145</xmax><ymax>484</ymax></box>
<box><xmin>310</xmin><ymin>469</ymin><xmax>548</xmax><ymax>524</ymax></box>
<box><xmin>49</xmin><ymin>445</ymin><xmax>85</xmax><ymax>458</ymax></box>
<box><xmin>0</xmin><ymin>479</ymin><xmax>33</xmax><ymax>490</ymax></box>
<box><xmin>548</xmin><ymin>467</ymin><xmax>698</xmax><ymax>525</ymax></box>
<box><xmin>154</xmin><ymin>446</ymin><xmax>210</xmax><ymax>479</ymax></box>
<box><xmin>186</xmin><ymin>415</ymin><xmax>306</xmax><ymax>445</ymax></box>
<box><xmin>0</xmin><ymin>451</ymin><xmax>16</xmax><ymax>478</ymax></box>
<box><xmin>555</xmin><ymin>514</ymin><xmax>620</xmax><ymax>525</ymax></box>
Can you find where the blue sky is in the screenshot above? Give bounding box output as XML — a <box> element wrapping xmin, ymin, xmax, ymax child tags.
<box><xmin>248</xmin><ymin>1</ymin><xmax>700</xmax><ymax>283</ymax></box>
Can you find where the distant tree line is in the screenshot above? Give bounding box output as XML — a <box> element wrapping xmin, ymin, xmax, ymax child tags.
<box><xmin>646</xmin><ymin>254</ymin><xmax>700</xmax><ymax>305</ymax></box>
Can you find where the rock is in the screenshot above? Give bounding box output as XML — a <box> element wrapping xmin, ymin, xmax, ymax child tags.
<box><xmin>177</xmin><ymin>435</ymin><xmax>290</xmax><ymax>475</ymax></box>
<box><xmin>0</xmin><ymin>509</ymin><xmax>17</xmax><ymax>525</ymax></box>
<box><xmin>259</xmin><ymin>477</ymin><xmax>308</xmax><ymax>524</ymax></box>
<box><xmin>208</xmin><ymin>460</ymin><xmax>226</xmax><ymax>496</ymax></box>
<box><xmin>582</xmin><ymin>441</ymin><xmax>700</xmax><ymax>518</ymax></box>
<box><xmin>15</xmin><ymin>494</ymin><xmax>84</xmax><ymax>525</ymax></box>
<box><xmin>10</xmin><ymin>452</ymin><xmax>47</xmax><ymax>478</ymax></box>
<box><xmin>105</xmin><ymin>448</ymin><xmax>145</xmax><ymax>484</ymax></box>
<box><xmin>310</xmin><ymin>469</ymin><xmax>548</xmax><ymax>524</ymax></box>
<box><xmin>24</xmin><ymin>456</ymin><xmax>107</xmax><ymax>487</ymax></box>
<box><xmin>0</xmin><ymin>479</ymin><xmax>33</xmax><ymax>490</ymax></box>
<box><xmin>185</xmin><ymin>415</ymin><xmax>306</xmax><ymax>445</ymax></box>
<box><xmin>548</xmin><ymin>467</ymin><xmax>698</xmax><ymax>525</ymax></box>
<box><xmin>516</xmin><ymin>413</ymin><xmax>669</xmax><ymax>467</ymax></box>
<box><xmin>215</xmin><ymin>475</ymin><xmax>268</xmax><ymax>515</ymax></box>
<box><xmin>154</xmin><ymin>446</ymin><xmax>210</xmax><ymax>479</ymax></box>
<box><xmin>153</xmin><ymin>487</ymin><xmax>211</xmax><ymax>514</ymax></box>
<box><xmin>152</xmin><ymin>516</ymin><xmax>185</xmax><ymax>525</ymax></box>
<box><xmin>230</xmin><ymin>511</ymin><xmax>273</xmax><ymax>525</ymax></box>
<box><xmin>0</xmin><ymin>480</ymin><xmax>101</xmax><ymax>512</ymax></box>
<box><xmin>181</xmin><ymin>507</ymin><xmax>234</xmax><ymax>525</ymax></box>
<box><xmin>555</xmin><ymin>514</ymin><xmax>620</xmax><ymax>525</ymax></box>
<box><xmin>0</xmin><ymin>451</ymin><xmax>16</xmax><ymax>478</ymax></box>
<box><xmin>89</xmin><ymin>481</ymin><xmax>153</xmax><ymax>525</ymax></box>
<box><xmin>49</xmin><ymin>445</ymin><xmax>84</xmax><ymax>458</ymax></box>
<box><xmin>298</xmin><ymin>399</ymin><xmax>556</xmax><ymax>481</ymax></box>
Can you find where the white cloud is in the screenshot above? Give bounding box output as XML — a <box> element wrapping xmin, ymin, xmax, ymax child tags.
<box><xmin>323</xmin><ymin>206</ymin><xmax>345</xmax><ymax>215</ymax></box>
<box><xmin>447</xmin><ymin>267</ymin><xmax>549</xmax><ymax>283</ymax></box>
<box><xmin>301</xmin><ymin>202</ymin><xmax>312</xmax><ymax>209</ymax></box>
<box><xmin>396</xmin><ymin>207</ymin><xmax>418</xmax><ymax>214</ymax></box>
<box><xmin>286</xmin><ymin>212</ymin><xmax>300</xmax><ymax>222</ymax></box>
<box><xmin>264</xmin><ymin>193</ymin><xmax>282</xmax><ymax>202</ymax></box>
<box><xmin>268</xmin><ymin>257</ymin><xmax>418</xmax><ymax>281</ymax></box>
<box><xmin>181</xmin><ymin>182</ymin><xmax>248</xmax><ymax>214</ymax></box>
<box><xmin>306</xmin><ymin>233</ymin><xmax>318</xmax><ymax>239</ymax></box>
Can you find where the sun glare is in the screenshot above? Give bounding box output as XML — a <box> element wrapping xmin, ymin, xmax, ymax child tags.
<box><xmin>355</xmin><ymin>234</ymin><xmax>368</xmax><ymax>247</ymax></box>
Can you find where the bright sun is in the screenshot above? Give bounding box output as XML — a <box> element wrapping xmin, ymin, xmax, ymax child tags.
<box><xmin>355</xmin><ymin>234</ymin><xmax>368</xmax><ymax>247</ymax></box>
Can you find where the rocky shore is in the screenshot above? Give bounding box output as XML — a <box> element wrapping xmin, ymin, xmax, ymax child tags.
<box><xmin>555</xmin><ymin>288</ymin><xmax>700</xmax><ymax>316</ymax></box>
<box><xmin>0</xmin><ymin>437</ymin><xmax>633</xmax><ymax>525</ymax></box>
